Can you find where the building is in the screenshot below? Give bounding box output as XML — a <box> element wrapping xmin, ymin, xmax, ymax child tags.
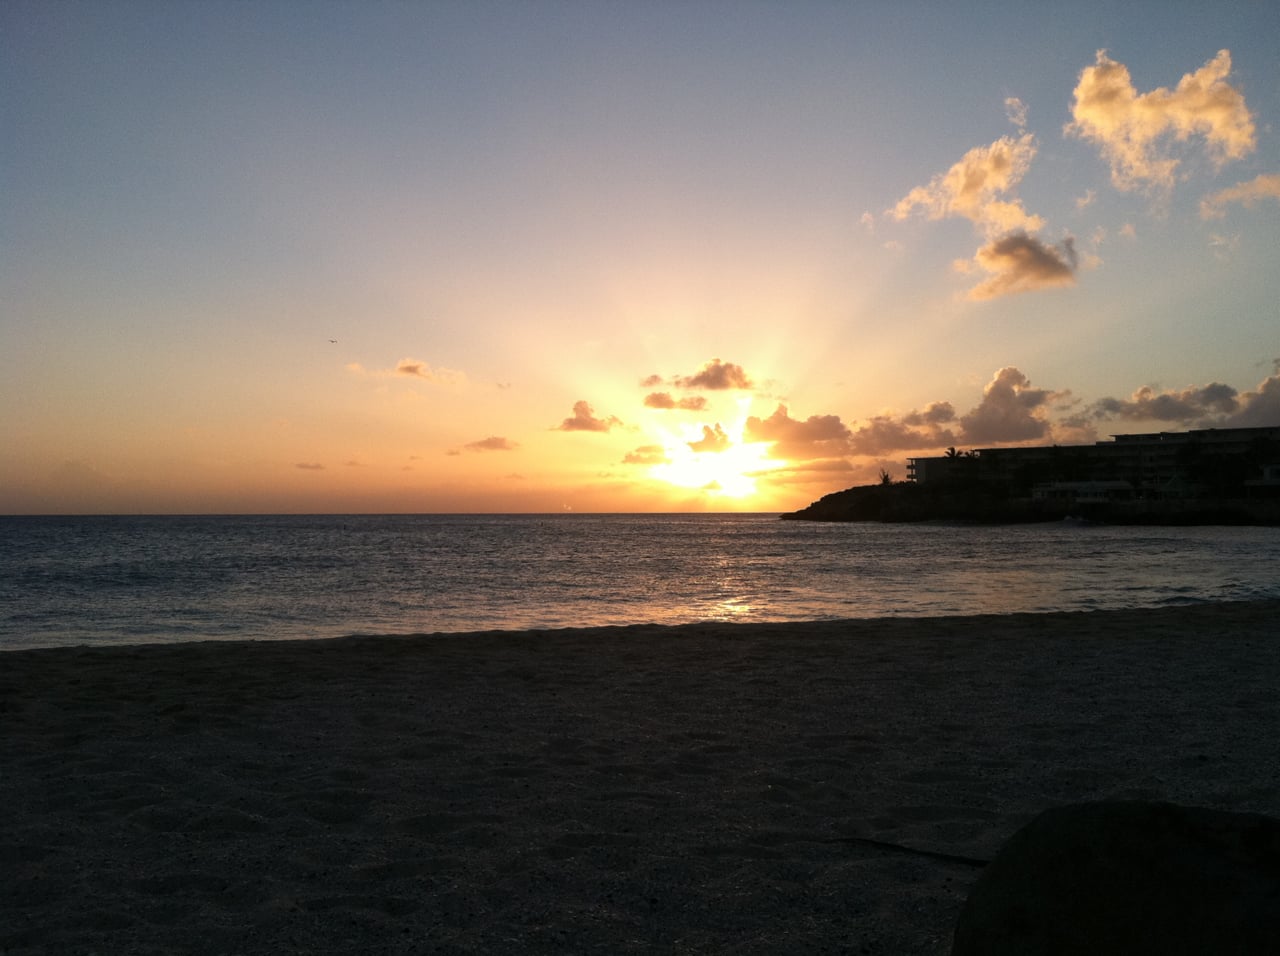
<box><xmin>907</xmin><ymin>426</ymin><xmax>1280</xmax><ymax>500</ymax></box>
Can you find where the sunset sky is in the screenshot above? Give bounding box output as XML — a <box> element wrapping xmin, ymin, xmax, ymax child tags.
<box><xmin>4</xmin><ymin>2</ymin><xmax>1279</xmax><ymax>514</ymax></box>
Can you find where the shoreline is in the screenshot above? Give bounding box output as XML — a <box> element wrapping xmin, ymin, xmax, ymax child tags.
<box><xmin>8</xmin><ymin>596</ymin><xmax>1280</xmax><ymax>655</ymax></box>
<box><xmin>5</xmin><ymin>601</ymin><xmax>1280</xmax><ymax>953</ymax></box>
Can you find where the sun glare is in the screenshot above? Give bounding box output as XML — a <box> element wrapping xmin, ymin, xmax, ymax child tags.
<box><xmin>647</xmin><ymin>405</ymin><xmax>785</xmax><ymax>499</ymax></box>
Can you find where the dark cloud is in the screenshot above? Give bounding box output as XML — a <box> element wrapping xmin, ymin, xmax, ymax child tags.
<box><xmin>1092</xmin><ymin>383</ymin><xmax>1240</xmax><ymax>423</ymax></box>
<box><xmin>295</xmin><ymin>462</ymin><xmax>325</xmax><ymax>470</ymax></box>
<box><xmin>688</xmin><ymin>423</ymin><xmax>731</xmax><ymax>453</ymax></box>
<box><xmin>556</xmin><ymin>400</ymin><xmax>622</xmax><ymax>433</ymax></box>
<box><xmin>644</xmin><ymin>392</ymin><xmax>709</xmax><ymax>411</ymax></box>
<box><xmin>674</xmin><ymin>359</ymin><xmax>753</xmax><ymax>391</ymax></box>
<box><xmin>902</xmin><ymin>401</ymin><xmax>957</xmax><ymax>426</ymax></box>
<box><xmin>966</xmin><ymin>232</ymin><xmax>1077</xmax><ymax>300</ymax></box>
<box><xmin>958</xmin><ymin>366</ymin><xmax>1057</xmax><ymax>443</ymax></box>
<box><xmin>1228</xmin><ymin>362</ymin><xmax>1280</xmax><ymax>427</ymax></box>
<box><xmin>640</xmin><ymin>374</ymin><xmax>664</xmax><ymax>388</ymax></box>
<box><xmin>623</xmin><ymin>445</ymin><xmax>669</xmax><ymax>465</ymax></box>
<box><xmin>848</xmin><ymin>415</ymin><xmax>958</xmax><ymax>455</ymax></box>
<box><xmin>464</xmin><ymin>436</ymin><xmax>519</xmax><ymax>452</ymax></box>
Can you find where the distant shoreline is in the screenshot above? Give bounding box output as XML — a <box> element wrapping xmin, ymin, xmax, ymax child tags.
<box><xmin>782</xmin><ymin>482</ymin><xmax>1280</xmax><ymax>525</ymax></box>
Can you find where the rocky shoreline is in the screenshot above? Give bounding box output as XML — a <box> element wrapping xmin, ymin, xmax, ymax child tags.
<box><xmin>782</xmin><ymin>482</ymin><xmax>1280</xmax><ymax>525</ymax></box>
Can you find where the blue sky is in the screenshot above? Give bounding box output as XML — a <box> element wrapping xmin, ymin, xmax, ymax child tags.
<box><xmin>3</xmin><ymin>1</ymin><xmax>1279</xmax><ymax>512</ymax></box>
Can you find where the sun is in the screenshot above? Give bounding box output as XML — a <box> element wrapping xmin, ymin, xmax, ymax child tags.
<box><xmin>649</xmin><ymin>439</ymin><xmax>780</xmax><ymax>498</ymax></box>
<box><xmin>646</xmin><ymin>404</ymin><xmax>785</xmax><ymax>500</ymax></box>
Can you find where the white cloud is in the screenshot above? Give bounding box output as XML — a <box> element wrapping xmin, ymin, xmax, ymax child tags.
<box><xmin>1200</xmin><ymin>173</ymin><xmax>1280</xmax><ymax>219</ymax></box>
<box><xmin>890</xmin><ymin>133</ymin><xmax>1043</xmax><ymax>236</ymax></box>
<box><xmin>1004</xmin><ymin>96</ymin><xmax>1028</xmax><ymax>131</ymax></box>
<box><xmin>1067</xmin><ymin>49</ymin><xmax>1255</xmax><ymax>192</ymax></box>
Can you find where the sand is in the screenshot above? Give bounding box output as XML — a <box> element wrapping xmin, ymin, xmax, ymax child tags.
<box><xmin>3</xmin><ymin>601</ymin><xmax>1279</xmax><ymax>955</ymax></box>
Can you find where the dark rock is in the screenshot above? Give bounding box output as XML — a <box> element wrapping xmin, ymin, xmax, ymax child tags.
<box><xmin>952</xmin><ymin>801</ymin><xmax>1280</xmax><ymax>955</ymax></box>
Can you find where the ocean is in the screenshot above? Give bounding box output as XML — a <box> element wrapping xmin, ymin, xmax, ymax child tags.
<box><xmin>3</xmin><ymin>513</ymin><xmax>1279</xmax><ymax>650</ymax></box>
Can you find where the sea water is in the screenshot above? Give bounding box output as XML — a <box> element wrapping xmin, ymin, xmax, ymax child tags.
<box><xmin>2</xmin><ymin>513</ymin><xmax>1279</xmax><ymax>650</ymax></box>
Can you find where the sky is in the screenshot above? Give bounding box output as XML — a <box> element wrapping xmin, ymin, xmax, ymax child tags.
<box><xmin>3</xmin><ymin>1</ymin><xmax>1279</xmax><ymax>514</ymax></box>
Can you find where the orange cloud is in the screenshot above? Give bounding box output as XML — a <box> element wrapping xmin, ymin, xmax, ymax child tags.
<box><xmin>744</xmin><ymin>405</ymin><xmax>852</xmax><ymax>460</ymax></box>
<box><xmin>556</xmin><ymin>400</ymin><xmax>622</xmax><ymax>433</ymax></box>
<box><xmin>890</xmin><ymin>133</ymin><xmax>1043</xmax><ymax>236</ymax></box>
<box><xmin>347</xmin><ymin>358</ymin><xmax>465</xmax><ymax>384</ymax></box>
<box><xmin>673</xmin><ymin>359</ymin><xmax>754</xmax><ymax>391</ymax></box>
<box><xmin>623</xmin><ymin>445</ymin><xmax>669</xmax><ymax>465</ymax></box>
<box><xmin>464</xmin><ymin>436</ymin><xmax>519</xmax><ymax>452</ymax></box>
<box><xmin>1067</xmin><ymin>49</ymin><xmax>1255</xmax><ymax>192</ymax></box>
<box><xmin>644</xmin><ymin>392</ymin><xmax>709</xmax><ymax>410</ymax></box>
<box><xmin>964</xmin><ymin>232</ymin><xmax>1077</xmax><ymax>300</ymax></box>
<box><xmin>687</xmin><ymin>423</ymin><xmax>731</xmax><ymax>452</ymax></box>
<box><xmin>1200</xmin><ymin>173</ymin><xmax>1280</xmax><ymax>219</ymax></box>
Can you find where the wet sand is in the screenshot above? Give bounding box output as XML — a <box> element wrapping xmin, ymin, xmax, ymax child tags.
<box><xmin>3</xmin><ymin>601</ymin><xmax>1279</xmax><ymax>954</ymax></box>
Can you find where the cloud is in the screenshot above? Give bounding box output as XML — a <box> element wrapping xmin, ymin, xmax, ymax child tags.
<box><xmin>673</xmin><ymin>358</ymin><xmax>754</xmax><ymax>391</ymax></box>
<box><xmin>958</xmin><ymin>367</ymin><xmax>1059</xmax><ymax>444</ymax></box>
<box><xmin>556</xmin><ymin>400</ymin><xmax>622</xmax><ymax>433</ymax></box>
<box><xmin>1228</xmin><ymin>362</ymin><xmax>1280</xmax><ymax>427</ymax></box>
<box><xmin>464</xmin><ymin>436</ymin><xmax>519</xmax><ymax>452</ymax></box>
<box><xmin>846</xmin><ymin>401</ymin><xmax>958</xmax><ymax>456</ymax></box>
<box><xmin>1067</xmin><ymin>49</ymin><xmax>1255</xmax><ymax>192</ymax></box>
<box><xmin>903</xmin><ymin>401</ymin><xmax>957</xmax><ymax>427</ymax></box>
<box><xmin>890</xmin><ymin>132</ymin><xmax>1043</xmax><ymax>236</ymax></box>
<box><xmin>644</xmin><ymin>392</ymin><xmax>708</xmax><ymax>411</ymax></box>
<box><xmin>623</xmin><ymin>445</ymin><xmax>669</xmax><ymax>465</ymax></box>
<box><xmin>688</xmin><ymin>423</ymin><xmax>731</xmax><ymax>453</ymax></box>
<box><xmin>347</xmin><ymin>358</ymin><xmax>465</xmax><ymax>384</ymax></box>
<box><xmin>759</xmin><ymin>458</ymin><xmax>858</xmax><ymax>487</ymax></box>
<box><xmin>848</xmin><ymin>416</ymin><xmax>958</xmax><ymax>456</ymax></box>
<box><xmin>295</xmin><ymin>462</ymin><xmax>325</xmax><ymax>470</ymax></box>
<box><xmin>1004</xmin><ymin>96</ymin><xmax>1028</xmax><ymax>130</ymax></box>
<box><xmin>1200</xmin><ymin>173</ymin><xmax>1280</xmax><ymax>219</ymax></box>
<box><xmin>1208</xmin><ymin>232</ymin><xmax>1240</xmax><ymax>259</ymax></box>
<box><xmin>1092</xmin><ymin>382</ymin><xmax>1240</xmax><ymax>423</ymax></box>
<box><xmin>889</xmin><ymin>131</ymin><xmax>1078</xmax><ymax>300</ymax></box>
<box><xmin>963</xmin><ymin>232</ymin><xmax>1077</xmax><ymax>300</ymax></box>
<box><xmin>744</xmin><ymin>405</ymin><xmax>853</xmax><ymax>460</ymax></box>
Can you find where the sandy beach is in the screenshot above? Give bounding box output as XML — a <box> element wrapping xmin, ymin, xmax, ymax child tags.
<box><xmin>3</xmin><ymin>601</ymin><xmax>1279</xmax><ymax>954</ymax></box>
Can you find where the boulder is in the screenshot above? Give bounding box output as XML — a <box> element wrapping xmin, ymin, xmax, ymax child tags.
<box><xmin>952</xmin><ymin>800</ymin><xmax>1280</xmax><ymax>955</ymax></box>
